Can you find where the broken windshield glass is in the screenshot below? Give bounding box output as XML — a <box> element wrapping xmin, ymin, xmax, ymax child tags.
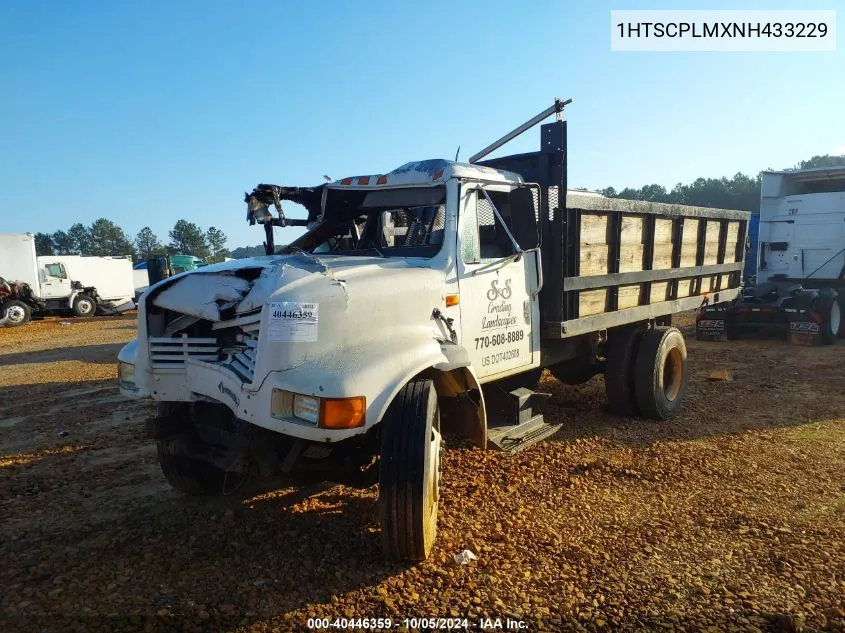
<box><xmin>289</xmin><ymin>186</ymin><xmax>447</xmax><ymax>258</ymax></box>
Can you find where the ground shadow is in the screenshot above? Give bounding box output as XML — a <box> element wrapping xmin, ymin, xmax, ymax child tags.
<box><xmin>0</xmin><ymin>377</ymin><xmax>405</xmax><ymax>631</ymax></box>
<box><xmin>1</xmin><ymin>451</ymin><xmax>402</xmax><ymax>631</ymax></box>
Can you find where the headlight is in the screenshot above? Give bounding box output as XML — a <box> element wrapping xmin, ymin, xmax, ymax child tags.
<box><xmin>271</xmin><ymin>389</ymin><xmax>365</xmax><ymax>429</ymax></box>
<box><xmin>293</xmin><ymin>395</ymin><xmax>320</xmax><ymax>424</ymax></box>
<box><xmin>119</xmin><ymin>362</ymin><xmax>135</xmax><ymax>384</ymax></box>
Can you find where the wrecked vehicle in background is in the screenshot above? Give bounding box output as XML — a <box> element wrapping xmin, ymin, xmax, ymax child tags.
<box><xmin>0</xmin><ymin>233</ymin><xmax>136</xmax><ymax>326</ymax></box>
<box><xmin>118</xmin><ymin>100</ymin><xmax>750</xmax><ymax>561</ymax></box>
<box><xmin>0</xmin><ymin>276</ymin><xmax>40</xmax><ymax>327</ymax></box>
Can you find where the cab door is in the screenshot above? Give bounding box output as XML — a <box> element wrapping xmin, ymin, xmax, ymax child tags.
<box><xmin>456</xmin><ymin>184</ymin><xmax>541</xmax><ymax>381</ymax></box>
<box><xmin>40</xmin><ymin>262</ymin><xmax>73</xmax><ymax>299</ymax></box>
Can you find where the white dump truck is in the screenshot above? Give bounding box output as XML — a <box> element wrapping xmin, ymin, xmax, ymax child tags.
<box><xmin>0</xmin><ymin>233</ymin><xmax>136</xmax><ymax>326</ymax></box>
<box><xmin>697</xmin><ymin>165</ymin><xmax>845</xmax><ymax>345</ymax></box>
<box><xmin>118</xmin><ymin>101</ymin><xmax>751</xmax><ymax>560</ymax></box>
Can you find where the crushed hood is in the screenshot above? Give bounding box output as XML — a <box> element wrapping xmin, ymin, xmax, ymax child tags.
<box><xmin>148</xmin><ymin>252</ymin><xmax>441</xmax><ymax>322</ymax></box>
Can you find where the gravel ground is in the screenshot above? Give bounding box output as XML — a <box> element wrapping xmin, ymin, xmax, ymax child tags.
<box><xmin>0</xmin><ymin>314</ymin><xmax>843</xmax><ymax>633</ymax></box>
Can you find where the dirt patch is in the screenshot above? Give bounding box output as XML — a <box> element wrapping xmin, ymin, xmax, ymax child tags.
<box><xmin>0</xmin><ymin>315</ymin><xmax>843</xmax><ymax>632</ymax></box>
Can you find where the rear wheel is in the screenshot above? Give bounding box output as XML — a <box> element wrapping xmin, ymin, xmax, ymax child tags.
<box><xmin>633</xmin><ymin>326</ymin><xmax>688</xmax><ymax>420</ymax></box>
<box><xmin>379</xmin><ymin>379</ymin><xmax>442</xmax><ymax>561</ymax></box>
<box><xmin>0</xmin><ymin>300</ymin><xmax>31</xmax><ymax>327</ymax></box>
<box><xmin>815</xmin><ymin>290</ymin><xmax>840</xmax><ymax>345</ymax></box>
<box><xmin>72</xmin><ymin>294</ymin><xmax>96</xmax><ymax>317</ymax></box>
<box><xmin>604</xmin><ymin>325</ymin><xmax>645</xmax><ymax>416</ymax></box>
<box><xmin>837</xmin><ymin>293</ymin><xmax>845</xmax><ymax>339</ymax></box>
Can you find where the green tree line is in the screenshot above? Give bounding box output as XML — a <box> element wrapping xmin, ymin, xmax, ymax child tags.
<box><xmin>34</xmin><ymin>220</ymin><xmax>230</xmax><ymax>263</ymax></box>
<box><xmin>31</xmin><ymin>154</ymin><xmax>845</xmax><ymax>263</ymax></box>
<box><xmin>600</xmin><ymin>154</ymin><xmax>845</xmax><ymax>210</ymax></box>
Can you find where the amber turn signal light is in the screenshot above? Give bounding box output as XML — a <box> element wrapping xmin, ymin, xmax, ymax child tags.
<box><xmin>445</xmin><ymin>294</ymin><xmax>459</xmax><ymax>307</ymax></box>
<box><xmin>320</xmin><ymin>397</ymin><xmax>366</xmax><ymax>429</ymax></box>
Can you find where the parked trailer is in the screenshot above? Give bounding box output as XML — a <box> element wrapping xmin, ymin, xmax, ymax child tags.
<box><xmin>697</xmin><ymin>166</ymin><xmax>845</xmax><ymax>345</ymax></box>
<box><xmin>118</xmin><ymin>100</ymin><xmax>750</xmax><ymax>561</ymax></box>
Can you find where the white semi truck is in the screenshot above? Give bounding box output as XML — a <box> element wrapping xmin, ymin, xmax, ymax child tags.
<box><xmin>118</xmin><ymin>101</ymin><xmax>751</xmax><ymax>561</ymax></box>
<box><xmin>0</xmin><ymin>233</ymin><xmax>136</xmax><ymax>326</ymax></box>
<box><xmin>697</xmin><ymin>166</ymin><xmax>845</xmax><ymax>345</ymax></box>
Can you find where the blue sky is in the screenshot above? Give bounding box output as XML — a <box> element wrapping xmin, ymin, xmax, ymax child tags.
<box><xmin>1</xmin><ymin>0</ymin><xmax>842</xmax><ymax>250</ymax></box>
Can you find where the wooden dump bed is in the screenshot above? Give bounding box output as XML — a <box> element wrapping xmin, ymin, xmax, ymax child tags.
<box><xmin>478</xmin><ymin>118</ymin><xmax>751</xmax><ymax>339</ymax></box>
<box><xmin>544</xmin><ymin>193</ymin><xmax>750</xmax><ymax>337</ymax></box>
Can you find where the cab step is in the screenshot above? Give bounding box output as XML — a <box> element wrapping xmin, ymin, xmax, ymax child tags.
<box><xmin>482</xmin><ymin>385</ymin><xmax>561</xmax><ymax>453</ymax></box>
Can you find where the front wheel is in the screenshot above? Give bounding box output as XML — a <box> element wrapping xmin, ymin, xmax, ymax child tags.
<box><xmin>72</xmin><ymin>293</ymin><xmax>96</xmax><ymax>317</ymax></box>
<box><xmin>155</xmin><ymin>404</ymin><xmax>249</xmax><ymax>496</ymax></box>
<box><xmin>379</xmin><ymin>379</ymin><xmax>442</xmax><ymax>561</ymax></box>
<box><xmin>0</xmin><ymin>300</ymin><xmax>31</xmax><ymax>327</ymax></box>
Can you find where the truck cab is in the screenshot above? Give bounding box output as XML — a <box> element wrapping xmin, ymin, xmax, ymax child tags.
<box><xmin>39</xmin><ymin>261</ymin><xmax>74</xmax><ymax>301</ymax></box>
<box><xmin>697</xmin><ymin>166</ymin><xmax>845</xmax><ymax>345</ymax></box>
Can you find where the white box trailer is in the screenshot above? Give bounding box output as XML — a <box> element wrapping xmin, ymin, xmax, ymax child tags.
<box><xmin>1</xmin><ymin>233</ymin><xmax>40</xmax><ymax>289</ymax></box>
<box><xmin>0</xmin><ymin>233</ymin><xmax>136</xmax><ymax>327</ymax></box>
<box><xmin>697</xmin><ymin>166</ymin><xmax>845</xmax><ymax>345</ymax></box>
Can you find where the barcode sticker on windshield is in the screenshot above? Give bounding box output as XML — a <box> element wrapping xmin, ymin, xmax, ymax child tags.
<box><xmin>267</xmin><ymin>302</ymin><xmax>319</xmax><ymax>342</ymax></box>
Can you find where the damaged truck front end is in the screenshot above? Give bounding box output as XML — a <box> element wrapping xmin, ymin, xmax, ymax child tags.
<box><xmin>119</xmin><ymin>179</ymin><xmax>459</xmax><ymax>498</ymax></box>
<box><xmin>118</xmin><ymin>256</ymin><xmax>383</xmax><ymax>491</ymax></box>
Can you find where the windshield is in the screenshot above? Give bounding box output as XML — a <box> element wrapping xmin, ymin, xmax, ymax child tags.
<box><xmin>289</xmin><ymin>186</ymin><xmax>446</xmax><ymax>258</ymax></box>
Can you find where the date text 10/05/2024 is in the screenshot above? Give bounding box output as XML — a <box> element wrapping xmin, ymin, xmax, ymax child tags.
<box><xmin>306</xmin><ymin>616</ymin><xmax>529</xmax><ymax>629</ymax></box>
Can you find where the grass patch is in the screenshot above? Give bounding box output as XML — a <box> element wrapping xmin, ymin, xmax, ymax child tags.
<box><xmin>789</xmin><ymin>420</ymin><xmax>845</xmax><ymax>444</ymax></box>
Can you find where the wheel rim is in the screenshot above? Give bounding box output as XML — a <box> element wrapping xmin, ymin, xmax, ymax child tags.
<box><xmin>830</xmin><ymin>301</ymin><xmax>841</xmax><ymax>336</ymax></box>
<box><xmin>662</xmin><ymin>347</ymin><xmax>684</xmax><ymax>401</ymax></box>
<box><xmin>78</xmin><ymin>299</ymin><xmax>93</xmax><ymax>314</ymax></box>
<box><xmin>423</xmin><ymin>414</ymin><xmax>442</xmax><ymax>546</ymax></box>
<box><xmin>5</xmin><ymin>305</ymin><xmax>26</xmax><ymax>324</ymax></box>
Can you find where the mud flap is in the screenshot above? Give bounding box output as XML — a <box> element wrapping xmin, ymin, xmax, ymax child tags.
<box><xmin>695</xmin><ymin>309</ymin><xmax>728</xmax><ymax>341</ymax></box>
<box><xmin>787</xmin><ymin>317</ymin><xmax>821</xmax><ymax>346</ymax></box>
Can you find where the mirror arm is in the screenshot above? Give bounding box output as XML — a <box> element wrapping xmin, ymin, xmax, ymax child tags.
<box><xmin>471</xmin><ymin>252</ymin><xmax>521</xmax><ymax>276</ymax></box>
<box><xmin>528</xmin><ymin>248</ymin><xmax>544</xmax><ymax>298</ymax></box>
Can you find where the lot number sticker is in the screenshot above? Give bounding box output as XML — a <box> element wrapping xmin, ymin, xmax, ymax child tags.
<box><xmin>267</xmin><ymin>302</ymin><xmax>319</xmax><ymax>342</ymax></box>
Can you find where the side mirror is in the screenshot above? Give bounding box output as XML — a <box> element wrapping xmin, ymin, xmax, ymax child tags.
<box><xmin>508</xmin><ymin>187</ymin><xmax>540</xmax><ymax>250</ymax></box>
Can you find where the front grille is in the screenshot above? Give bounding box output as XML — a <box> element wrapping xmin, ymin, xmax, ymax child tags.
<box><xmin>220</xmin><ymin>331</ymin><xmax>258</xmax><ymax>383</ymax></box>
<box><xmin>150</xmin><ymin>312</ymin><xmax>262</xmax><ymax>384</ymax></box>
<box><xmin>149</xmin><ymin>335</ymin><xmax>221</xmax><ymax>369</ymax></box>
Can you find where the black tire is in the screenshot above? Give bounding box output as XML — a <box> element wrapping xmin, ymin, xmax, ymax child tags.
<box><xmin>837</xmin><ymin>293</ymin><xmax>845</xmax><ymax>339</ymax></box>
<box><xmin>814</xmin><ymin>290</ymin><xmax>840</xmax><ymax>345</ymax></box>
<box><xmin>379</xmin><ymin>379</ymin><xmax>442</xmax><ymax>561</ymax></box>
<box><xmin>0</xmin><ymin>299</ymin><xmax>31</xmax><ymax>327</ymax></box>
<box><xmin>155</xmin><ymin>404</ymin><xmax>246</xmax><ymax>496</ymax></box>
<box><xmin>604</xmin><ymin>325</ymin><xmax>645</xmax><ymax>416</ymax></box>
<box><xmin>72</xmin><ymin>293</ymin><xmax>96</xmax><ymax>317</ymax></box>
<box><xmin>548</xmin><ymin>359</ymin><xmax>599</xmax><ymax>385</ymax></box>
<box><xmin>633</xmin><ymin>326</ymin><xmax>688</xmax><ymax>420</ymax></box>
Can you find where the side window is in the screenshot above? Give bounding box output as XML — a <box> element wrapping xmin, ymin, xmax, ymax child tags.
<box><xmin>461</xmin><ymin>188</ymin><xmax>517</xmax><ymax>264</ymax></box>
<box><xmin>45</xmin><ymin>263</ymin><xmax>66</xmax><ymax>279</ymax></box>
<box><xmin>461</xmin><ymin>191</ymin><xmax>480</xmax><ymax>263</ymax></box>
